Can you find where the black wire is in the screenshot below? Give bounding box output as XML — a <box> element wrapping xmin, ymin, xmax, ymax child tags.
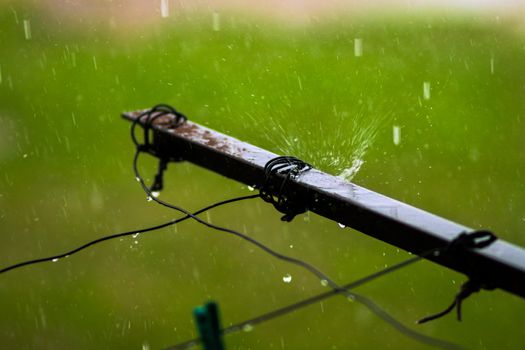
<box><xmin>165</xmin><ymin>255</ymin><xmax>423</xmax><ymax>350</ymax></box>
<box><xmin>0</xmin><ymin>194</ymin><xmax>260</xmax><ymax>275</ymax></box>
<box><xmin>165</xmin><ymin>249</ymin><xmax>466</xmax><ymax>350</ymax></box>
<box><xmin>131</xmin><ymin>112</ymin><xmax>460</xmax><ymax>349</ymax></box>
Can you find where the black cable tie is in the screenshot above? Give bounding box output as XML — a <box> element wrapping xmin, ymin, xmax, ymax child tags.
<box><xmin>260</xmin><ymin>156</ymin><xmax>311</xmax><ymax>222</ymax></box>
<box><xmin>417</xmin><ymin>230</ymin><xmax>498</xmax><ymax>324</ymax></box>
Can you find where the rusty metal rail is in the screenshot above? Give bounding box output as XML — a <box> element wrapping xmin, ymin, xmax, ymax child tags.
<box><xmin>123</xmin><ymin>109</ymin><xmax>525</xmax><ymax>299</ymax></box>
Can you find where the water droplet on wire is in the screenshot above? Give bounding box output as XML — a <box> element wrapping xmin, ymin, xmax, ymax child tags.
<box><xmin>242</xmin><ymin>324</ymin><xmax>254</xmax><ymax>332</ymax></box>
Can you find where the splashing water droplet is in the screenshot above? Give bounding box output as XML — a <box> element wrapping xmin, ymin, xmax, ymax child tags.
<box><xmin>282</xmin><ymin>274</ymin><xmax>292</xmax><ymax>283</ymax></box>
<box><xmin>242</xmin><ymin>324</ymin><xmax>254</xmax><ymax>332</ymax></box>
<box><xmin>132</xmin><ymin>232</ymin><xmax>140</xmax><ymax>238</ymax></box>
<box><xmin>146</xmin><ymin>196</ymin><xmax>153</xmax><ymax>202</ymax></box>
<box><xmin>338</xmin><ymin>223</ymin><xmax>345</xmax><ymax>228</ymax></box>
<box><xmin>247</xmin><ymin>186</ymin><xmax>255</xmax><ymax>191</ymax></box>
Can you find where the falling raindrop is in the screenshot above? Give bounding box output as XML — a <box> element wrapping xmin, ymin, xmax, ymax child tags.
<box><xmin>393</xmin><ymin>126</ymin><xmax>401</xmax><ymax>146</ymax></box>
<box><xmin>282</xmin><ymin>274</ymin><xmax>292</xmax><ymax>283</ymax></box>
<box><xmin>160</xmin><ymin>0</ymin><xmax>169</xmax><ymax>18</ymax></box>
<box><xmin>354</xmin><ymin>38</ymin><xmax>363</xmax><ymax>57</ymax></box>
<box><xmin>212</xmin><ymin>12</ymin><xmax>221</xmax><ymax>31</ymax></box>
<box><xmin>23</xmin><ymin>19</ymin><xmax>31</xmax><ymax>40</ymax></box>
<box><xmin>132</xmin><ymin>232</ymin><xmax>141</xmax><ymax>238</ymax></box>
<box><xmin>423</xmin><ymin>81</ymin><xmax>431</xmax><ymax>100</ymax></box>
<box><xmin>490</xmin><ymin>56</ymin><xmax>495</xmax><ymax>75</ymax></box>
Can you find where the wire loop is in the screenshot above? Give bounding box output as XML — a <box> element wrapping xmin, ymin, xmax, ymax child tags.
<box><xmin>260</xmin><ymin>156</ymin><xmax>311</xmax><ymax>222</ymax></box>
<box><xmin>131</xmin><ymin>104</ymin><xmax>187</xmax><ymax>192</ymax></box>
<box><xmin>131</xmin><ymin>104</ymin><xmax>187</xmax><ymax>155</ymax></box>
<box><xmin>417</xmin><ymin>230</ymin><xmax>498</xmax><ymax>324</ymax></box>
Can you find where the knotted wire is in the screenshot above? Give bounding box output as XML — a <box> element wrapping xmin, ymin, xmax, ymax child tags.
<box><xmin>131</xmin><ymin>106</ymin><xmax>462</xmax><ymax>349</ymax></box>
<box><xmin>0</xmin><ymin>104</ymin><xmax>499</xmax><ymax>350</ymax></box>
<box><xmin>259</xmin><ymin>156</ymin><xmax>311</xmax><ymax>222</ymax></box>
<box><xmin>417</xmin><ymin>230</ymin><xmax>498</xmax><ymax>324</ymax></box>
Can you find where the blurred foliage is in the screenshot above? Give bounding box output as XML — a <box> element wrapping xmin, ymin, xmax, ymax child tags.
<box><xmin>1</xmin><ymin>3</ymin><xmax>525</xmax><ymax>350</ymax></box>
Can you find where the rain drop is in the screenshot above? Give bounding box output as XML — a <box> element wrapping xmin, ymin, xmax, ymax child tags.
<box><xmin>423</xmin><ymin>81</ymin><xmax>431</xmax><ymax>100</ymax></box>
<box><xmin>320</xmin><ymin>279</ymin><xmax>329</xmax><ymax>287</ymax></box>
<box><xmin>282</xmin><ymin>274</ymin><xmax>292</xmax><ymax>283</ymax></box>
<box><xmin>393</xmin><ymin>126</ymin><xmax>401</xmax><ymax>146</ymax></box>
<box><xmin>354</xmin><ymin>38</ymin><xmax>363</xmax><ymax>57</ymax></box>
<box><xmin>151</xmin><ymin>191</ymin><xmax>160</xmax><ymax>198</ymax></box>
<box><xmin>247</xmin><ymin>185</ymin><xmax>255</xmax><ymax>191</ymax></box>
<box><xmin>212</xmin><ymin>12</ymin><xmax>221</xmax><ymax>32</ymax></box>
<box><xmin>23</xmin><ymin>19</ymin><xmax>31</xmax><ymax>40</ymax></box>
<box><xmin>52</xmin><ymin>258</ymin><xmax>58</xmax><ymax>262</ymax></box>
<box><xmin>160</xmin><ymin>0</ymin><xmax>169</xmax><ymax>18</ymax></box>
<box><xmin>338</xmin><ymin>223</ymin><xmax>345</xmax><ymax>228</ymax></box>
<box><xmin>146</xmin><ymin>196</ymin><xmax>153</xmax><ymax>202</ymax></box>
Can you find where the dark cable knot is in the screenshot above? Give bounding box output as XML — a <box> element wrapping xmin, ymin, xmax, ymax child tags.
<box><xmin>418</xmin><ymin>230</ymin><xmax>498</xmax><ymax>324</ymax></box>
<box><xmin>131</xmin><ymin>104</ymin><xmax>187</xmax><ymax>154</ymax></box>
<box><xmin>260</xmin><ymin>156</ymin><xmax>312</xmax><ymax>222</ymax></box>
<box><xmin>131</xmin><ymin>104</ymin><xmax>188</xmax><ymax>193</ymax></box>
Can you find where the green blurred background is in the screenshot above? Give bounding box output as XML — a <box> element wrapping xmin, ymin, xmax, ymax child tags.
<box><xmin>1</xmin><ymin>0</ymin><xmax>525</xmax><ymax>349</ymax></box>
